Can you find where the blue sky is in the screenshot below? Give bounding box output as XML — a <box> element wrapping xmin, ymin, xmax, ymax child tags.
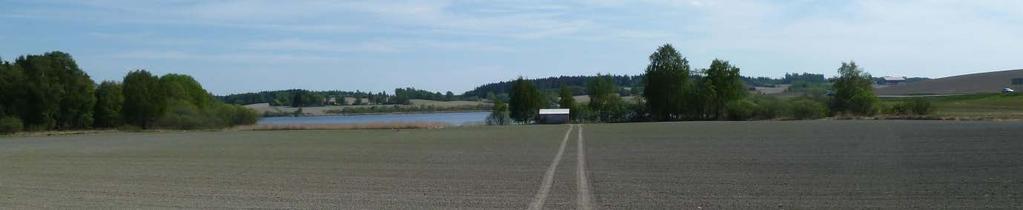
<box><xmin>2</xmin><ymin>0</ymin><xmax>1021</xmax><ymax>95</ymax></box>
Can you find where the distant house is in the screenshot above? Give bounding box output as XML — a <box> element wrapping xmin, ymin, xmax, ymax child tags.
<box><xmin>323</xmin><ymin>97</ymin><xmax>338</xmax><ymax>106</ymax></box>
<box><xmin>881</xmin><ymin>76</ymin><xmax>907</xmax><ymax>86</ymax></box>
<box><xmin>537</xmin><ymin>109</ymin><xmax>570</xmax><ymax>124</ymax></box>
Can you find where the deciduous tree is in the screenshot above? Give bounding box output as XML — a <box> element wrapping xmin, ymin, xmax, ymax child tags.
<box><xmin>643</xmin><ymin>44</ymin><xmax>691</xmax><ymax>121</ymax></box>
<box><xmin>122</xmin><ymin>70</ymin><xmax>166</xmax><ymax>129</ymax></box>
<box><xmin>93</xmin><ymin>81</ymin><xmax>124</xmax><ymax>128</ymax></box>
<box><xmin>509</xmin><ymin>77</ymin><xmax>544</xmax><ymax>123</ymax></box>
<box><xmin>830</xmin><ymin>61</ymin><xmax>878</xmax><ymax>116</ymax></box>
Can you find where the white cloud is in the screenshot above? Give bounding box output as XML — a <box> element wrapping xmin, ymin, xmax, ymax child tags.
<box><xmin>247</xmin><ymin>38</ymin><xmax>512</xmax><ymax>53</ymax></box>
<box><xmin>108</xmin><ymin>50</ymin><xmax>342</xmax><ymax>64</ymax></box>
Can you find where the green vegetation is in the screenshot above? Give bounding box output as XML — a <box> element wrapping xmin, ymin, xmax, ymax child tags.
<box><xmin>0</xmin><ymin>52</ymin><xmax>96</xmax><ymax>130</ymax></box>
<box><xmin>880</xmin><ymin>93</ymin><xmax>1023</xmax><ymax>119</ymax></box>
<box><xmin>558</xmin><ymin>85</ymin><xmax>575</xmax><ymax>109</ymax></box>
<box><xmin>486</xmin><ymin>99</ymin><xmax>511</xmax><ymax>125</ymax></box>
<box><xmin>743</xmin><ymin>73</ymin><xmax>827</xmax><ymax>87</ymax></box>
<box><xmin>699</xmin><ymin>59</ymin><xmax>746</xmax><ymax>120</ymax></box>
<box><xmin>885</xmin><ymin>98</ymin><xmax>934</xmax><ymax>116</ymax></box>
<box><xmin>643</xmin><ymin>44</ymin><xmax>691</xmax><ymax>121</ymax></box>
<box><xmin>830</xmin><ymin>61</ymin><xmax>878</xmax><ymax>116</ymax></box>
<box><xmin>465</xmin><ymin>75</ymin><xmax>642</xmax><ymax>100</ymax></box>
<box><xmin>122</xmin><ymin>70</ymin><xmax>167</xmax><ymax>129</ymax></box>
<box><xmin>586</xmin><ymin>75</ymin><xmax>628</xmax><ymax>122</ymax></box>
<box><xmin>499</xmin><ymin>44</ymin><xmax>890</xmax><ymax>123</ymax></box>
<box><xmin>0</xmin><ymin>52</ymin><xmax>258</xmax><ymax>133</ymax></box>
<box><xmin>508</xmin><ymin>77</ymin><xmax>545</xmax><ymax>123</ymax></box>
<box><xmin>788</xmin><ymin>98</ymin><xmax>828</xmax><ymax>120</ymax></box>
<box><xmin>221</xmin><ymin>87</ymin><xmax>471</xmax><ymax>107</ymax></box>
<box><xmin>93</xmin><ymin>81</ymin><xmax>125</xmax><ymax>128</ymax></box>
<box><xmin>0</xmin><ymin>116</ymin><xmax>22</xmax><ymax>134</ymax></box>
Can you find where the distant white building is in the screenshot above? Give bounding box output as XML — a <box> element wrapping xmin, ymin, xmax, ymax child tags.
<box><xmin>537</xmin><ymin>109</ymin><xmax>570</xmax><ymax>124</ymax></box>
<box><xmin>881</xmin><ymin>76</ymin><xmax>907</xmax><ymax>86</ymax></box>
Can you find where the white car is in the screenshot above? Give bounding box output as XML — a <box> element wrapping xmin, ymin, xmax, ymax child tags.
<box><xmin>1003</xmin><ymin>88</ymin><xmax>1015</xmax><ymax>93</ymax></box>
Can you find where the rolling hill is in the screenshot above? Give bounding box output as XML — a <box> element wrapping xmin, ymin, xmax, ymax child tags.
<box><xmin>876</xmin><ymin>69</ymin><xmax>1023</xmax><ymax>95</ymax></box>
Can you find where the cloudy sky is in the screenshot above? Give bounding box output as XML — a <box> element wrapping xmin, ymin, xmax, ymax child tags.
<box><xmin>1</xmin><ymin>0</ymin><xmax>1021</xmax><ymax>95</ymax></box>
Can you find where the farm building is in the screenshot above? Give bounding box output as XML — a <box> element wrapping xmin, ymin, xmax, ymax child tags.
<box><xmin>881</xmin><ymin>76</ymin><xmax>907</xmax><ymax>86</ymax></box>
<box><xmin>537</xmin><ymin>109</ymin><xmax>570</xmax><ymax>124</ymax></box>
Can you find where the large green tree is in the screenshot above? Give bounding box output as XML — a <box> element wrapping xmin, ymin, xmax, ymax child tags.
<box><xmin>643</xmin><ymin>44</ymin><xmax>691</xmax><ymax>121</ymax></box>
<box><xmin>587</xmin><ymin>74</ymin><xmax>623</xmax><ymax>122</ymax></box>
<box><xmin>558</xmin><ymin>85</ymin><xmax>575</xmax><ymax>109</ymax></box>
<box><xmin>11</xmin><ymin>52</ymin><xmax>96</xmax><ymax>130</ymax></box>
<box><xmin>700</xmin><ymin>59</ymin><xmax>746</xmax><ymax>119</ymax></box>
<box><xmin>160</xmin><ymin>74</ymin><xmax>212</xmax><ymax>109</ymax></box>
<box><xmin>508</xmin><ymin>77</ymin><xmax>544</xmax><ymax>123</ymax></box>
<box><xmin>122</xmin><ymin>70</ymin><xmax>166</xmax><ymax>129</ymax></box>
<box><xmin>0</xmin><ymin>60</ymin><xmax>22</xmax><ymax>118</ymax></box>
<box><xmin>93</xmin><ymin>81</ymin><xmax>124</xmax><ymax>128</ymax></box>
<box><xmin>830</xmin><ymin>61</ymin><xmax>878</xmax><ymax>116</ymax></box>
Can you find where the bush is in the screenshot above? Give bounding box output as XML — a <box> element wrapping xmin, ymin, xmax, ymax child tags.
<box><xmin>887</xmin><ymin>98</ymin><xmax>933</xmax><ymax>116</ymax></box>
<box><xmin>725</xmin><ymin>99</ymin><xmax>758</xmax><ymax>120</ymax></box>
<box><xmin>155</xmin><ymin>104</ymin><xmax>207</xmax><ymax>130</ymax></box>
<box><xmin>907</xmin><ymin>98</ymin><xmax>933</xmax><ymax>115</ymax></box>
<box><xmin>750</xmin><ymin>96</ymin><xmax>787</xmax><ymax>120</ymax></box>
<box><xmin>154</xmin><ymin>103</ymin><xmax>260</xmax><ymax>130</ymax></box>
<box><xmin>0</xmin><ymin>116</ymin><xmax>23</xmax><ymax>134</ymax></box>
<box><xmin>226</xmin><ymin>104</ymin><xmax>260</xmax><ymax>126</ymax></box>
<box><xmin>788</xmin><ymin>99</ymin><xmax>827</xmax><ymax>120</ymax></box>
<box><xmin>486</xmin><ymin>100</ymin><xmax>511</xmax><ymax>125</ymax></box>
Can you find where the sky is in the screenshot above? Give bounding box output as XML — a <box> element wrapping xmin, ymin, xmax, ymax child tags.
<box><xmin>1</xmin><ymin>0</ymin><xmax>1021</xmax><ymax>95</ymax></box>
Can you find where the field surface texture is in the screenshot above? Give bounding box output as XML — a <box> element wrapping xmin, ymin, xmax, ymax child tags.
<box><xmin>2</xmin><ymin>121</ymin><xmax>1022</xmax><ymax>209</ymax></box>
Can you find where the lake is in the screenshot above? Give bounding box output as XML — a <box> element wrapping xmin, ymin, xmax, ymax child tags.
<box><xmin>258</xmin><ymin>112</ymin><xmax>490</xmax><ymax>126</ymax></box>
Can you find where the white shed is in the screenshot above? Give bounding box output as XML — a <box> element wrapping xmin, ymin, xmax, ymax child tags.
<box><xmin>537</xmin><ymin>109</ymin><xmax>571</xmax><ymax>124</ymax></box>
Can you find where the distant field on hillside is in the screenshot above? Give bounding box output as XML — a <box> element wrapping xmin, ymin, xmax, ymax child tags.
<box><xmin>876</xmin><ymin>69</ymin><xmax>1023</xmax><ymax>95</ymax></box>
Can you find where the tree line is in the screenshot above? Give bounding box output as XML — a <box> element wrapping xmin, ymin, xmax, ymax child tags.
<box><xmin>219</xmin><ymin>87</ymin><xmax>465</xmax><ymax>107</ymax></box>
<box><xmin>465</xmin><ymin>75</ymin><xmax>643</xmax><ymax>100</ymax></box>
<box><xmin>491</xmin><ymin>44</ymin><xmax>886</xmax><ymax>124</ymax></box>
<box><xmin>0</xmin><ymin>52</ymin><xmax>258</xmax><ymax>134</ymax></box>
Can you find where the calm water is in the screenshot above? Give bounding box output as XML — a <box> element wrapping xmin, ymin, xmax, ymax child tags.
<box><xmin>258</xmin><ymin>112</ymin><xmax>489</xmax><ymax>126</ymax></box>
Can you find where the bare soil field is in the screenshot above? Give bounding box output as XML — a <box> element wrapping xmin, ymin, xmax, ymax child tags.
<box><xmin>2</xmin><ymin>121</ymin><xmax>1022</xmax><ymax>209</ymax></box>
<box><xmin>586</xmin><ymin>121</ymin><xmax>1023</xmax><ymax>209</ymax></box>
<box><xmin>0</xmin><ymin>126</ymin><xmax>567</xmax><ymax>209</ymax></box>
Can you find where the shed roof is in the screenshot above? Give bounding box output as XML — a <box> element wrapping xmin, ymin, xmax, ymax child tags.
<box><xmin>882</xmin><ymin>76</ymin><xmax>907</xmax><ymax>81</ymax></box>
<box><xmin>539</xmin><ymin>109</ymin><xmax>570</xmax><ymax>115</ymax></box>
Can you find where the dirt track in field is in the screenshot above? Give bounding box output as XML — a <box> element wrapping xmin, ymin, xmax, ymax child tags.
<box><xmin>2</xmin><ymin>121</ymin><xmax>1022</xmax><ymax>209</ymax></box>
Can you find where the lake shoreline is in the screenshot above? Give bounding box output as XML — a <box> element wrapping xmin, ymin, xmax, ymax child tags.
<box><xmin>257</xmin><ymin>111</ymin><xmax>490</xmax><ymax>126</ymax></box>
<box><xmin>266</xmin><ymin>109</ymin><xmax>489</xmax><ymax>117</ymax></box>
